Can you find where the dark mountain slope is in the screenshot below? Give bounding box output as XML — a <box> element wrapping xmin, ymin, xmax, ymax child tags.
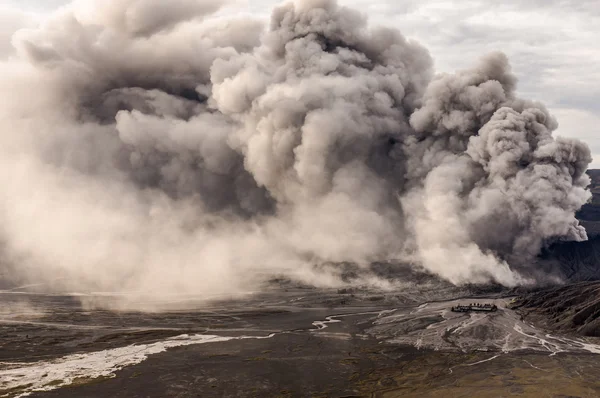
<box><xmin>545</xmin><ymin>170</ymin><xmax>600</xmax><ymax>281</ymax></box>
<box><xmin>513</xmin><ymin>281</ymin><xmax>600</xmax><ymax>337</ymax></box>
<box><xmin>540</xmin><ymin>236</ymin><xmax>600</xmax><ymax>281</ymax></box>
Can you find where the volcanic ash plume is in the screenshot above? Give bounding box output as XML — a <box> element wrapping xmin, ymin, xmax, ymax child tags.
<box><xmin>0</xmin><ymin>0</ymin><xmax>591</xmax><ymax>301</ymax></box>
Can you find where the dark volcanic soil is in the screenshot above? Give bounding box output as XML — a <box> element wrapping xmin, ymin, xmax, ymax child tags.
<box><xmin>1</xmin><ymin>283</ymin><xmax>600</xmax><ymax>397</ymax></box>
<box><xmin>30</xmin><ymin>326</ymin><xmax>399</xmax><ymax>398</ymax></box>
<box><xmin>29</xmin><ymin>336</ymin><xmax>600</xmax><ymax>398</ymax></box>
<box><xmin>514</xmin><ymin>281</ymin><xmax>600</xmax><ymax>337</ymax></box>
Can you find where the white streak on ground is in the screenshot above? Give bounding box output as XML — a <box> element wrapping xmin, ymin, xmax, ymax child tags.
<box><xmin>522</xmin><ymin>360</ymin><xmax>547</xmax><ymax>372</ymax></box>
<box><xmin>555</xmin><ymin>336</ymin><xmax>600</xmax><ymax>354</ymax></box>
<box><xmin>410</xmin><ymin>303</ymin><xmax>428</xmax><ymax>315</ymax></box>
<box><xmin>513</xmin><ymin>325</ymin><xmax>563</xmax><ymax>355</ymax></box>
<box><xmin>311</xmin><ymin>316</ymin><xmax>342</xmax><ymax>331</ymax></box>
<box><xmin>312</xmin><ymin>309</ymin><xmax>392</xmax><ymax>331</ymax></box>
<box><xmin>0</xmin><ymin>333</ymin><xmax>274</xmax><ymax>397</ymax></box>
<box><xmin>465</xmin><ymin>354</ymin><xmax>501</xmax><ymax>366</ymax></box>
<box><xmin>452</xmin><ymin>313</ymin><xmax>484</xmax><ymax>335</ymax></box>
<box><xmin>502</xmin><ymin>334</ymin><xmax>511</xmax><ymax>353</ymax></box>
<box><xmin>449</xmin><ymin>354</ymin><xmax>501</xmax><ymax>374</ymax></box>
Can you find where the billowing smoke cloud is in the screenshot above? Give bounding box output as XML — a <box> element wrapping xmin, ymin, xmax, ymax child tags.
<box><xmin>0</xmin><ymin>0</ymin><xmax>591</xmax><ymax>305</ymax></box>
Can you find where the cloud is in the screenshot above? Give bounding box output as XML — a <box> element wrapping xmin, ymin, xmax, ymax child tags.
<box><xmin>552</xmin><ymin>108</ymin><xmax>600</xmax><ymax>167</ymax></box>
<box><xmin>0</xmin><ymin>5</ymin><xmax>36</xmax><ymax>58</ymax></box>
<box><xmin>335</xmin><ymin>0</ymin><xmax>600</xmax><ymax>165</ymax></box>
<box><xmin>0</xmin><ymin>0</ymin><xmax>594</xmax><ymax>309</ymax></box>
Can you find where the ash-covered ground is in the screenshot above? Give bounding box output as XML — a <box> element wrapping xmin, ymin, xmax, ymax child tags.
<box><xmin>2</xmin><ymin>275</ymin><xmax>600</xmax><ymax>398</ymax></box>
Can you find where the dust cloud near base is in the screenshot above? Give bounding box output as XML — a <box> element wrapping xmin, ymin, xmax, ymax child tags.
<box><xmin>0</xmin><ymin>0</ymin><xmax>592</xmax><ymax>307</ymax></box>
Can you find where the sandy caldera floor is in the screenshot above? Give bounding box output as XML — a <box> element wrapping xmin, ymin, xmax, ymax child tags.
<box><xmin>1</xmin><ymin>285</ymin><xmax>600</xmax><ymax>397</ymax></box>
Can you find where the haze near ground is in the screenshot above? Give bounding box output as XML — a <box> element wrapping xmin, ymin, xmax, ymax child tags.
<box><xmin>0</xmin><ymin>0</ymin><xmax>594</xmax><ymax>311</ymax></box>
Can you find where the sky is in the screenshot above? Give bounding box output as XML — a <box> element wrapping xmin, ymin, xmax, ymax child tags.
<box><xmin>2</xmin><ymin>0</ymin><xmax>600</xmax><ymax>167</ymax></box>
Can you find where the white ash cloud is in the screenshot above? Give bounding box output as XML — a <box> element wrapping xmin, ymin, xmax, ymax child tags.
<box><xmin>0</xmin><ymin>0</ymin><xmax>591</xmax><ymax>304</ymax></box>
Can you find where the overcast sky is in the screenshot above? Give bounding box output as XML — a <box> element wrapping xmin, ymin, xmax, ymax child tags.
<box><xmin>3</xmin><ymin>0</ymin><xmax>600</xmax><ymax>167</ymax></box>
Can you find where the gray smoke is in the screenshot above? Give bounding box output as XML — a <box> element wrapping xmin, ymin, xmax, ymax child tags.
<box><xmin>0</xmin><ymin>0</ymin><xmax>591</xmax><ymax>305</ymax></box>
